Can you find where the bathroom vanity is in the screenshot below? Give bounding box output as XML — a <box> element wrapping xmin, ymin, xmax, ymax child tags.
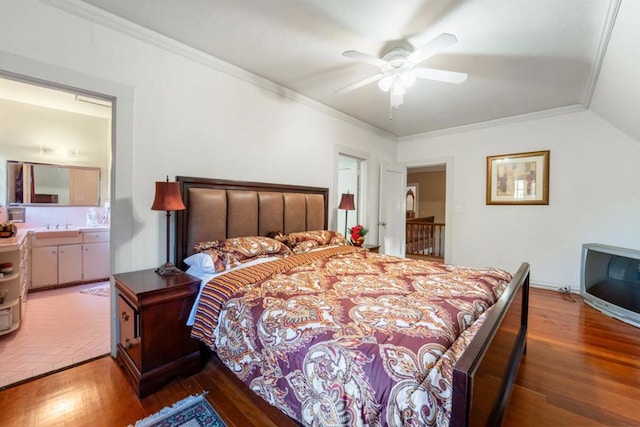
<box><xmin>30</xmin><ymin>226</ymin><xmax>110</xmax><ymax>289</ymax></box>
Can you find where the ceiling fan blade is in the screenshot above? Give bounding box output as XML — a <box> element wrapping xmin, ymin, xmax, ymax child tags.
<box><xmin>414</xmin><ymin>67</ymin><xmax>468</xmax><ymax>84</ymax></box>
<box><xmin>407</xmin><ymin>33</ymin><xmax>458</xmax><ymax>65</ymax></box>
<box><xmin>336</xmin><ymin>73</ymin><xmax>385</xmax><ymax>94</ymax></box>
<box><xmin>342</xmin><ymin>50</ymin><xmax>388</xmax><ymax>68</ymax></box>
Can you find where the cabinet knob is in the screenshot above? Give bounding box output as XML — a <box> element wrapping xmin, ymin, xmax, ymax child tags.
<box><xmin>121</xmin><ymin>311</ymin><xmax>129</xmax><ymax>322</ymax></box>
<box><xmin>124</xmin><ymin>338</ymin><xmax>132</xmax><ymax>349</ymax></box>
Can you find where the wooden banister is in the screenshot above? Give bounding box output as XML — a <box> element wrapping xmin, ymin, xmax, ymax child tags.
<box><xmin>406</xmin><ymin>220</ymin><xmax>445</xmax><ymax>258</ymax></box>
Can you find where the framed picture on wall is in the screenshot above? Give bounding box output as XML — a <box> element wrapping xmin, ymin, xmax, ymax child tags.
<box><xmin>486</xmin><ymin>150</ymin><xmax>550</xmax><ymax>205</ymax></box>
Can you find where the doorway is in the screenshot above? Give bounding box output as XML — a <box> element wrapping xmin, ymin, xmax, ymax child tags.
<box><xmin>406</xmin><ymin>164</ymin><xmax>447</xmax><ymax>262</ymax></box>
<box><xmin>0</xmin><ymin>75</ymin><xmax>113</xmax><ymax>388</ymax></box>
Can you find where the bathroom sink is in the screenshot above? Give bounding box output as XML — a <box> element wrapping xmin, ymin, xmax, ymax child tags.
<box><xmin>33</xmin><ymin>227</ymin><xmax>81</xmax><ymax>239</ymax></box>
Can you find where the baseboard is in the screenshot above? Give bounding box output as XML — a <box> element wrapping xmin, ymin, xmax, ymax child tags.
<box><xmin>530</xmin><ymin>282</ymin><xmax>577</xmax><ymax>293</ymax></box>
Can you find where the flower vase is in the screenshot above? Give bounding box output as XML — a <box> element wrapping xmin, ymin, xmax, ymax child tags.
<box><xmin>351</xmin><ymin>237</ymin><xmax>365</xmax><ymax>247</ymax></box>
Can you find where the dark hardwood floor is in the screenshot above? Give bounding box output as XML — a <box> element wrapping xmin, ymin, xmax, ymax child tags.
<box><xmin>0</xmin><ymin>288</ymin><xmax>638</xmax><ymax>426</ymax></box>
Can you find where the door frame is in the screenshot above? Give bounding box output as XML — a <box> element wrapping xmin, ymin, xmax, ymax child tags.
<box><xmin>333</xmin><ymin>145</ymin><xmax>371</xmax><ymax>239</ymax></box>
<box><xmin>1</xmin><ymin>51</ymin><xmax>134</xmax><ymax>356</ymax></box>
<box><xmin>402</xmin><ymin>156</ymin><xmax>454</xmax><ymax>263</ymax></box>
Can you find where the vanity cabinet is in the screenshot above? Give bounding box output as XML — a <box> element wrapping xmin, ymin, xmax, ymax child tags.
<box><xmin>31</xmin><ymin>234</ymin><xmax>83</xmax><ymax>288</ymax></box>
<box><xmin>30</xmin><ymin>230</ymin><xmax>109</xmax><ymax>288</ymax></box>
<box><xmin>0</xmin><ymin>232</ymin><xmax>29</xmax><ymax>335</ymax></box>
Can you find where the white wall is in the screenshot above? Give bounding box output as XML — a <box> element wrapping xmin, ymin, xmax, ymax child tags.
<box><xmin>407</xmin><ymin>171</ymin><xmax>446</xmax><ymax>222</ymax></box>
<box><xmin>398</xmin><ymin>110</ymin><xmax>640</xmax><ymax>289</ymax></box>
<box><xmin>0</xmin><ymin>0</ymin><xmax>396</xmax><ymax>273</ymax></box>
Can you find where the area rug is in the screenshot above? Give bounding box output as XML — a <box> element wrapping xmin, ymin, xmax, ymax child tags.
<box><xmin>132</xmin><ymin>392</ymin><xmax>226</xmax><ymax>427</ymax></box>
<box><xmin>79</xmin><ymin>284</ymin><xmax>110</xmax><ymax>297</ymax></box>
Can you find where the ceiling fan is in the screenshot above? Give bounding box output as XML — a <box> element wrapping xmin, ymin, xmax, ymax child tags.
<box><xmin>338</xmin><ymin>33</ymin><xmax>468</xmax><ymax>114</ymax></box>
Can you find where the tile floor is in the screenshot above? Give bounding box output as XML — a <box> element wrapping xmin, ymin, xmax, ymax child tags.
<box><xmin>0</xmin><ymin>282</ymin><xmax>111</xmax><ymax>389</ymax></box>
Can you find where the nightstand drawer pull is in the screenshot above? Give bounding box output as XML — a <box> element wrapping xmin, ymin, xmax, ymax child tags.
<box><xmin>121</xmin><ymin>311</ymin><xmax>130</xmax><ymax>322</ymax></box>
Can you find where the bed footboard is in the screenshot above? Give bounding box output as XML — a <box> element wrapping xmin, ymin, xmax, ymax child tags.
<box><xmin>450</xmin><ymin>262</ymin><xmax>530</xmax><ymax>427</ymax></box>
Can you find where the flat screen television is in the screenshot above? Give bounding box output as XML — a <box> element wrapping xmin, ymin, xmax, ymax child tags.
<box><xmin>581</xmin><ymin>243</ymin><xmax>640</xmax><ymax>328</ymax></box>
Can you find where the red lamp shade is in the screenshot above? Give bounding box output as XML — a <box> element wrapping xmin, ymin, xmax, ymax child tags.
<box><xmin>338</xmin><ymin>193</ymin><xmax>355</xmax><ymax>211</ymax></box>
<box><xmin>151</xmin><ymin>181</ymin><xmax>186</xmax><ymax>211</ymax></box>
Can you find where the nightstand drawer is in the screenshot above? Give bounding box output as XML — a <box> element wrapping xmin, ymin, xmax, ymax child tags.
<box><xmin>117</xmin><ymin>294</ymin><xmax>141</xmax><ymax>367</ymax></box>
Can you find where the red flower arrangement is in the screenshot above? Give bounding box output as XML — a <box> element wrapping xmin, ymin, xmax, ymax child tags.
<box><xmin>349</xmin><ymin>224</ymin><xmax>368</xmax><ymax>246</ymax></box>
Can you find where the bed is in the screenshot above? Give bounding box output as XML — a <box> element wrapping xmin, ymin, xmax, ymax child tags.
<box><xmin>175</xmin><ymin>176</ymin><xmax>530</xmax><ymax>427</ymax></box>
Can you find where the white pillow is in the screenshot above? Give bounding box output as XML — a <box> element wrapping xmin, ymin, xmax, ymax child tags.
<box><xmin>184</xmin><ymin>253</ymin><xmax>216</xmax><ymax>274</ymax></box>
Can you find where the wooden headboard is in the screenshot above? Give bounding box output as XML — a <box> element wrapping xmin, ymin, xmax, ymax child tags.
<box><xmin>175</xmin><ymin>176</ymin><xmax>328</xmax><ymax>269</ymax></box>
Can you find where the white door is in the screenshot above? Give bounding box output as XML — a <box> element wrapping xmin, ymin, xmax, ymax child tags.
<box><xmin>58</xmin><ymin>244</ymin><xmax>83</xmax><ymax>284</ymax></box>
<box><xmin>31</xmin><ymin>246</ymin><xmax>58</xmax><ymax>288</ymax></box>
<box><xmin>379</xmin><ymin>164</ymin><xmax>407</xmax><ymax>257</ymax></box>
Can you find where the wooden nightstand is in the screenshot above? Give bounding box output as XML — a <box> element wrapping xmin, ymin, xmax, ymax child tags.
<box><xmin>114</xmin><ymin>269</ymin><xmax>205</xmax><ymax>397</ymax></box>
<box><xmin>363</xmin><ymin>244</ymin><xmax>380</xmax><ymax>253</ymax></box>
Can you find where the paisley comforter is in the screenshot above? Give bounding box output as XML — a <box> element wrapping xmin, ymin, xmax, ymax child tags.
<box><xmin>191</xmin><ymin>246</ymin><xmax>512</xmax><ymax>426</ymax></box>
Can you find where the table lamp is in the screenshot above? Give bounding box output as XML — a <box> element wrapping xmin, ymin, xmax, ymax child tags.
<box><xmin>338</xmin><ymin>192</ymin><xmax>355</xmax><ymax>237</ymax></box>
<box><xmin>151</xmin><ymin>176</ymin><xmax>186</xmax><ymax>275</ymax></box>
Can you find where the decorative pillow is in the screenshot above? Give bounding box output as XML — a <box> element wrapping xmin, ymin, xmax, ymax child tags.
<box><xmin>193</xmin><ymin>236</ymin><xmax>292</xmax><ymax>272</ymax></box>
<box><xmin>277</xmin><ymin>230</ymin><xmax>349</xmax><ymax>254</ymax></box>
<box><xmin>183</xmin><ymin>252</ymin><xmax>221</xmax><ymax>274</ymax></box>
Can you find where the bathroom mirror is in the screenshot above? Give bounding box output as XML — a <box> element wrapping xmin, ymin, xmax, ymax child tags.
<box><xmin>6</xmin><ymin>161</ymin><xmax>100</xmax><ymax>206</ymax></box>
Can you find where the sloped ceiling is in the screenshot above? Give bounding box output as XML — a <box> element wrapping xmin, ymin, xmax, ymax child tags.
<box><xmin>590</xmin><ymin>0</ymin><xmax>640</xmax><ymax>143</ymax></box>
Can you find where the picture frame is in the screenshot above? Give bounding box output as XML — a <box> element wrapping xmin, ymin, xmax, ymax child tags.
<box><xmin>486</xmin><ymin>150</ymin><xmax>549</xmax><ymax>205</ymax></box>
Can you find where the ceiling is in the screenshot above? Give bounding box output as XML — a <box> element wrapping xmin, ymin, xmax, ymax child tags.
<box><xmin>75</xmin><ymin>0</ymin><xmax>617</xmax><ymax>138</ymax></box>
<box><xmin>0</xmin><ymin>77</ymin><xmax>112</xmax><ymax>119</ymax></box>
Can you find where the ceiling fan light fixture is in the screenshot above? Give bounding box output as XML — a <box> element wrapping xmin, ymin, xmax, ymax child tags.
<box><xmin>340</xmin><ymin>32</ymin><xmax>466</xmax><ymax>115</ymax></box>
<box><xmin>378</xmin><ymin>75</ymin><xmax>394</xmax><ymax>92</ymax></box>
<box><xmin>400</xmin><ymin>70</ymin><xmax>416</xmax><ymax>88</ymax></box>
<box><xmin>390</xmin><ymin>92</ymin><xmax>404</xmax><ymax>108</ymax></box>
<box><xmin>391</xmin><ymin>80</ymin><xmax>406</xmax><ymax>96</ymax></box>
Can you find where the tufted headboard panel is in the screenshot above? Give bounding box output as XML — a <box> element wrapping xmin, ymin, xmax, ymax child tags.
<box><xmin>175</xmin><ymin>176</ymin><xmax>328</xmax><ymax>269</ymax></box>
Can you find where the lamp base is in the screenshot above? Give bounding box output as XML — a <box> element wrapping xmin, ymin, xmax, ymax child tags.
<box><xmin>155</xmin><ymin>262</ymin><xmax>182</xmax><ymax>276</ymax></box>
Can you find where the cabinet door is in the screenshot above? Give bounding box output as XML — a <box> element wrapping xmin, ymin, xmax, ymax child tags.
<box><xmin>83</xmin><ymin>242</ymin><xmax>110</xmax><ymax>281</ymax></box>
<box><xmin>31</xmin><ymin>246</ymin><xmax>58</xmax><ymax>288</ymax></box>
<box><xmin>58</xmin><ymin>244</ymin><xmax>83</xmax><ymax>284</ymax></box>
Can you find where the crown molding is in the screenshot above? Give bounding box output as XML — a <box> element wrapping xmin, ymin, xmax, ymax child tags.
<box><xmin>39</xmin><ymin>0</ymin><xmax>396</xmax><ymax>142</ymax></box>
<box><xmin>38</xmin><ymin>0</ymin><xmax>614</xmax><ymax>145</ymax></box>
<box><xmin>397</xmin><ymin>104</ymin><xmax>587</xmax><ymax>143</ymax></box>
<box><xmin>584</xmin><ymin>0</ymin><xmax>621</xmax><ymax>109</ymax></box>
